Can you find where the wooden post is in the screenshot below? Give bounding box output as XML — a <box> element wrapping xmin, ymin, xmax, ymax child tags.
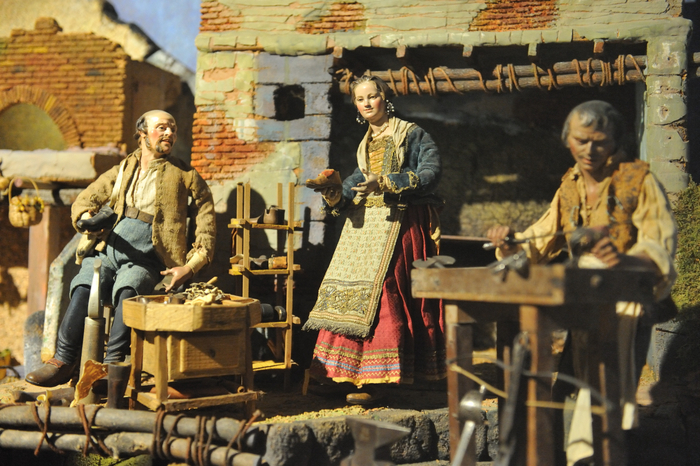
<box><xmin>589</xmin><ymin>303</ymin><xmax>626</xmax><ymax>466</ymax></box>
<box><xmin>27</xmin><ymin>205</ymin><xmax>66</xmax><ymax>315</ymax></box>
<box><xmin>519</xmin><ymin>305</ymin><xmax>555</xmax><ymax>466</ymax></box>
<box><xmin>445</xmin><ymin>303</ymin><xmax>475</xmax><ymax>466</ymax></box>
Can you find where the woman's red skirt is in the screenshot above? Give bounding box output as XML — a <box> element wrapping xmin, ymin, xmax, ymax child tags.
<box><xmin>309</xmin><ymin>204</ymin><xmax>446</xmax><ymax>386</ymax></box>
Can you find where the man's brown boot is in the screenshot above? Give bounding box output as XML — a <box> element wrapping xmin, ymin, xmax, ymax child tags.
<box><xmin>25</xmin><ymin>358</ymin><xmax>77</xmax><ymax>387</ymax></box>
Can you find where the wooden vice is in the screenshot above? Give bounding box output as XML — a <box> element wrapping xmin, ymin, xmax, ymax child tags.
<box><xmin>411</xmin><ymin>264</ymin><xmax>656</xmax><ymax>466</ymax></box>
<box><xmin>123</xmin><ymin>294</ymin><xmax>262</xmax><ymax>414</ymax></box>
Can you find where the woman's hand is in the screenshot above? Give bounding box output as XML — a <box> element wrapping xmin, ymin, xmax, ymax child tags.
<box><xmin>486</xmin><ymin>225</ymin><xmax>519</xmax><ymax>256</ymax></box>
<box><xmin>161</xmin><ymin>266</ymin><xmax>193</xmax><ymax>292</ymax></box>
<box><xmin>351</xmin><ymin>169</ymin><xmax>379</xmax><ymax>196</ymax></box>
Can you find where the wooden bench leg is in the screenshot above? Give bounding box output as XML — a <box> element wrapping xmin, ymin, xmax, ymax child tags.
<box><xmin>446</xmin><ymin>304</ymin><xmax>475</xmax><ymax>466</ymax></box>
<box><xmin>129</xmin><ymin>329</ymin><xmax>143</xmax><ymax>410</ymax></box>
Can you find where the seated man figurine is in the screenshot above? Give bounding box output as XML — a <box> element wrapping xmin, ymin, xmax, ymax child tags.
<box><xmin>26</xmin><ymin>110</ymin><xmax>216</xmax><ymax>387</ymax></box>
<box><xmin>487</xmin><ymin>100</ymin><xmax>677</xmax><ymax>458</ymax></box>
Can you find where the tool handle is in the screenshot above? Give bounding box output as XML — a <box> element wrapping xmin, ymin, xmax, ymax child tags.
<box><xmin>482</xmin><ymin>236</ymin><xmax>526</xmax><ymax>251</ymax></box>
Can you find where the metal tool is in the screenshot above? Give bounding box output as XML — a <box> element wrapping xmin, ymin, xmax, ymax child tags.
<box><xmin>483</xmin><ymin>231</ymin><xmax>571</xmax><ymax>251</ymax></box>
<box><xmin>487</xmin><ymin>251</ymin><xmax>530</xmax><ymax>280</ymax></box>
<box><xmin>412</xmin><ymin>255</ymin><xmax>456</xmax><ymax>269</ymax></box>
<box><xmin>79</xmin><ymin>258</ymin><xmax>105</xmax><ymax>404</ymax></box>
<box><xmin>450</xmin><ymin>385</ymin><xmax>486</xmax><ymax>466</ymax></box>
<box><xmin>341</xmin><ymin>417</ymin><xmax>411</xmax><ymax>466</ymax></box>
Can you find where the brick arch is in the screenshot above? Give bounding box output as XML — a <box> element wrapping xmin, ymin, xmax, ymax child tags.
<box><xmin>0</xmin><ymin>85</ymin><xmax>81</xmax><ymax>148</ymax></box>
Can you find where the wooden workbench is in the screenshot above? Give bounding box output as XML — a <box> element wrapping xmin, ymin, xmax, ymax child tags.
<box><xmin>411</xmin><ymin>264</ymin><xmax>656</xmax><ymax>466</ymax></box>
<box><xmin>123</xmin><ymin>294</ymin><xmax>262</xmax><ymax>414</ymax></box>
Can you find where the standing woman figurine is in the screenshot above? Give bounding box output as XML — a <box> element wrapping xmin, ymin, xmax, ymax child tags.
<box><xmin>303</xmin><ymin>75</ymin><xmax>446</xmax><ymax>404</ymax></box>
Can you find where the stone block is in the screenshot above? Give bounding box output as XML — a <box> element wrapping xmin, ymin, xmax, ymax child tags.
<box><xmin>646</xmin><ymin>75</ymin><xmax>684</xmax><ymax>95</ymax></box>
<box><xmin>647</xmin><ymin>38</ymin><xmax>688</xmax><ymax>76</ymax></box>
<box><xmin>233</xmin><ymin>69</ymin><xmax>255</xmax><ymax>92</ymax></box>
<box><xmin>257</xmin><ymin>120</ymin><xmax>286</xmax><ymax>141</ymax></box>
<box><xmin>255</xmin><ymin>84</ymin><xmax>277</xmax><ymax>118</ymax></box>
<box><xmin>234</xmin><ymin>118</ymin><xmax>258</xmax><ymax>142</ymax></box>
<box><xmin>225</xmin><ymin>96</ymin><xmax>254</xmax><ymax>117</ymax></box>
<box><xmin>260</xmin><ymin>34</ymin><xmax>328</xmax><ymax>56</ymax></box>
<box><xmin>198</xmin><ymin>77</ymin><xmax>235</xmax><ymax>93</ymax></box>
<box><xmin>196</xmin><ymin>91</ymin><xmax>226</xmax><ymax>104</ymax></box>
<box><xmin>374</xmin><ymin>15</ymin><xmax>447</xmax><ymax>31</ymax></box>
<box><xmin>0</xmin><ymin>149</ymin><xmax>121</xmax><ymax>186</ymax></box>
<box><xmin>305</xmin><ymin>84</ymin><xmax>332</xmax><ymax>115</ymax></box>
<box><xmin>644</xmin><ymin>125</ymin><xmax>688</xmax><ymax>165</ymax></box>
<box><xmin>300</xmin><ymin>141</ymin><xmax>330</xmax><ymax>176</ymax></box>
<box><xmin>646</xmin><ymin>93</ymin><xmax>686</xmax><ymax>125</ymax></box>
<box><xmin>653</xmin><ymin>169</ymin><xmax>690</xmax><ymax>193</ymax></box>
<box><xmin>289</xmin><ymin>115</ymin><xmax>331</xmax><ymax>140</ymax></box>
<box><xmin>287</xmin><ymin>55</ymin><xmax>334</xmax><ymax>84</ymax></box>
<box><xmin>258</xmin><ymin>54</ymin><xmax>287</xmax><ymax>84</ymax></box>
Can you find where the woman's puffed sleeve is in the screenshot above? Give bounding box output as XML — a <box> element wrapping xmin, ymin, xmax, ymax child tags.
<box><xmin>383</xmin><ymin>127</ymin><xmax>441</xmax><ymax>194</ymax></box>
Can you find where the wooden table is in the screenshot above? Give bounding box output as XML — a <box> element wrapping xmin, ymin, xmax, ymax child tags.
<box><xmin>411</xmin><ymin>264</ymin><xmax>656</xmax><ymax>466</ymax></box>
<box><xmin>123</xmin><ymin>294</ymin><xmax>262</xmax><ymax>414</ymax></box>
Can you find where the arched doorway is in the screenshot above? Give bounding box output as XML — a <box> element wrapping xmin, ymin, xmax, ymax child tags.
<box><xmin>0</xmin><ymin>103</ymin><xmax>67</xmax><ymax>150</ymax></box>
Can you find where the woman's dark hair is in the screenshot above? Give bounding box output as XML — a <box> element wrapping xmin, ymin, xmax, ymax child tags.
<box><xmin>349</xmin><ymin>75</ymin><xmax>395</xmax><ymax>103</ymax></box>
<box><xmin>561</xmin><ymin>100</ymin><xmax>626</xmax><ymax>145</ymax></box>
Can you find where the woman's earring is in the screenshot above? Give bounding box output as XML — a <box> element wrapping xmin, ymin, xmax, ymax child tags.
<box><xmin>356</xmin><ymin>112</ymin><xmax>367</xmax><ymax>124</ymax></box>
<box><xmin>386</xmin><ymin>101</ymin><xmax>395</xmax><ymax>116</ymax></box>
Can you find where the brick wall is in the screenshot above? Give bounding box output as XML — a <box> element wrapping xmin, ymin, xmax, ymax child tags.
<box><xmin>200</xmin><ymin>0</ymin><xmax>243</xmax><ymax>33</ymax></box>
<box><xmin>0</xmin><ymin>18</ymin><xmax>127</xmax><ymax>149</ymax></box>
<box><xmin>470</xmin><ymin>1</ymin><xmax>558</xmax><ymax>31</ymax></box>
<box><xmin>297</xmin><ymin>2</ymin><xmax>366</xmax><ymax>34</ymax></box>
<box><xmin>191</xmin><ymin>105</ymin><xmax>275</xmax><ymax>181</ymax></box>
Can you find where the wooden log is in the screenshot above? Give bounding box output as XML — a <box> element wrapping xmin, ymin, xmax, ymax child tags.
<box><xmin>0</xmin><ymin>430</ymin><xmax>262</xmax><ymax>466</ymax></box>
<box><xmin>351</xmin><ymin>56</ymin><xmax>646</xmax><ymax>82</ymax></box>
<box><xmin>337</xmin><ymin>56</ymin><xmax>647</xmax><ymax>94</ymax></box>
<box><xmin>343</xmin><ymin>70</ymin><xmax>643</xmax><ymax>94</ymax></box>
<box><xmin>0</xmin><ymin>406</ymin><xmax>265</xmax><ymax>445</ymax></box>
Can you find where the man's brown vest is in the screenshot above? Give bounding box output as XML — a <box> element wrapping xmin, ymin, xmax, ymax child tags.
<box><xmin>558</xmin><ymin>159</ymin><xmax>649</xmax><ymax>254</ymax></box>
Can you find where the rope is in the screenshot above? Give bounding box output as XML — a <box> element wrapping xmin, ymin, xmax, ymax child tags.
<box><xmin>507</xmin><ymin>64</ymin><xmax>521</xmax><ymax>92</ymax></box>
<box><xmin>77</xmin><ymin>404</ymin><xmax>111</xmax><ymax>456</ymax></box>
<box><xmin>476</xmin><ymin>69</ymin><xmax>491</xmax><ymax>93</ymax></box>
<box><xmin>162</xmin><ymin>413</ymin><xmax>186</xmax><ymax>462</ymax></box>
<box><xmin>426</xmin><ymin>67</ymin><xmax>437</xmax><ymax>96</ymax></box>
<box><xmin>151</xmin><ymin>407</ymin><xmax>167</xmax><ymax>459</ymax></box>
<box><xmin>494</xmin><ymin>64</ymin><xmax>504</xmax><ymax>93</ymax></box>
<box><xmin>547</xmin><ymin>68</ymin><xmax>561</xmax><ymax>90</ymax></box>
<box><xmin>398</xmin><ymin>66</ymin><xmax>422</xmax><ymax>95</ymax></box>
<box><xmin>31</xmin><ymin>402</ymin><xmax>62</xmax><ymax>455</ymax></box>
<box><xmin>433</xmin><ymin>67</ymin><xmax>462</xmax><ymax>94</ymax></box>
<box><xmin>532</xmin><ymin>64</ymin><xmax>544</xmax><ymax>90</ymax></box>
<box><xmin>224</xmin><ymin>418</ymin><xmax>248</xmax><ymax>464</ymax></box>
<box><xmin>386</xmin><ymin>69</ymin><xmax>399</xmax><ymax>95</ymax></box>
<box><xmin>334</xmin><ymin>55</ymin><xmax>645</xmax><ymax>96</ymax></box>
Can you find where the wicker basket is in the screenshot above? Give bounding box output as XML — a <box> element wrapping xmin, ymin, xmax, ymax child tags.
<box><xmin>8</xmin><ymin>178</ymin><xmax>44</xmax><ymax>228</ymax></box>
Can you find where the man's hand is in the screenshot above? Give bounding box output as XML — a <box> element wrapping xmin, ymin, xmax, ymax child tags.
<box><xmin>161</xmin><ymin>266</ymin><xmax>193</xmax><ymax>293</ymax></box>
<box><xmin>486</xmin><ymin>225</ymin><xmax>519</xmax><ymax>257</ymax></box>
<box><xmin>590</xmin><ymin>236</ymin><xmax>622</xmax><ymax>267</ymax></box>
<box><xmin>351</xmin><ymin>169</ymin><xmax>379</xmax><ymax>196</ymax></box>
<box><xmin>591</xmin><ymin>237</ymin><xmax>659</xmax><ymax>272</ymax></box>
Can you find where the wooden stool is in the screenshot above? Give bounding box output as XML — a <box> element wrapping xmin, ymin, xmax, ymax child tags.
<box><xmin>123</xmin><ymin>294</ymin><xmax>262</xmax><ymax>414</ymax></box>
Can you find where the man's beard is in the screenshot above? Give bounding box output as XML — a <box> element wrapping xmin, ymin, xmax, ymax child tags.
<box><xmin>145</xmin><ymin>136</ymin><xmax>170</xmax><ymax>155</ymax></box>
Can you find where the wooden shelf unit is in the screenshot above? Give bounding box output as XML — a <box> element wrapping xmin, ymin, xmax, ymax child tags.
<box><xmin>228</xmin><ymin>182</ymin><xmax>300</xmax><ymax>388</ymax></box>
